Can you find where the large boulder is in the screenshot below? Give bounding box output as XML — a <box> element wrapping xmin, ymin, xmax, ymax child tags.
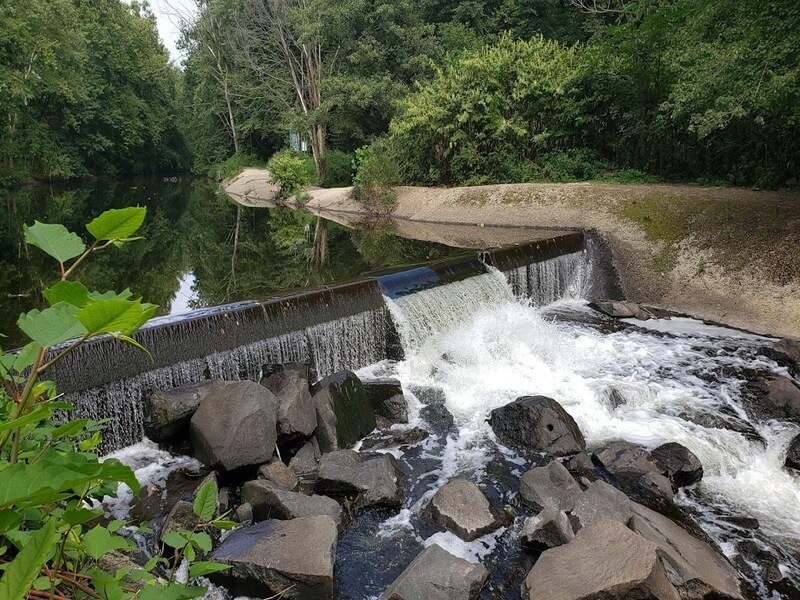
<box><xmin>312</xmin><ymin>370</ymin><xmax>376</xmax><ymax>452</ymax></box>
<box><xmin>786</xmin><ymin>433</ymin><xmax>800</xmax><ymax>471</ymax></box>
<box><xmin>241</xmin><ymin>479</ymin><xmax>343</xmax><ymax>530</ymax></box>
<box><xmin>519</xmin><ymin>460</ymin><xmax>582</xmax><ymax>512</ymax></box>
<box><xmin>520</xmin><ymin>507</ymin><xmax>574</xmax><ymax>551</ymax></box>
<box><xmin>378</xmin><ymin>544</ymin><xmax>489</xmax><ymax>600</ymax></box>
<box><xmin>571</xmin><ymin>481</ymin><xmax>744</xmax><ymax>600</ymax></box>
<box><xmin>363</xmin><ymin>378</ymin><xmax>409</xmax><ymax>424</ymax></box>
<box><xmin>210</xmin><ymin>516</ymin><xmax>337</xmax><ymax>599</ymax></box>
<box><xmin>315</xmin><ymin>450</ymin><xmax>404</xmax><ymax>508</ymax></box>
<box><xmin>489</xmin><ymin>396</ymin><xmax>586</xmax><ymax>457</ymax></box>
<box><xmin>744</xmin><ymin>376</ymin><xmax>800</xmax><ymax>422</ymax></box>
<box><xmin>522</xmin><ymin>519</ymin><xmax>680</xmax><ymax>600</ymax></box>
<box><xmin>144</xmin><ymin>380</ymin><xmax>216</xmax><ymax>442</ymax></box>
<box><xmin>651</xmin><ymin>442</ymin><xmax>704</xmax><ymax>488</ymax></box>
<box><xmin>426</xmin><ymin>479</ymin><xmax>501</xmax><ymax>542</ymax></box>
<box><xmin>420</xmin><ymin>400</ymin><xmax>455</xmax><ymax>432</ymax></box>
<box><xmin>589</xmin><ymin>300</ymin><xmax>655</xmax><ymax>320</ymax></box>
<box><xmin>593</xmin><ymin>441</ymin><xmax>673</xmax><ymax>503</ymax></box>
<box><xmin>262</xmin><ymin>363</ymin><xmax>317</xmax><ymax>439</ymax></box>
<box><xmin>190</xmin><ymin>380</ymin><xmax>278</xmax><ymax>472</ymax></box>
<box><xmin>758</xmin><ymin>338</ymin><xmax>800</xmax><ymax>375</ymax></box>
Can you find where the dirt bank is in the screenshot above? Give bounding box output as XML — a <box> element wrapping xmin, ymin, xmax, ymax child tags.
<box><xmin>225</xmin><ymin>169</ymin><xmax>800</xmax><ymax>339</ymax></box>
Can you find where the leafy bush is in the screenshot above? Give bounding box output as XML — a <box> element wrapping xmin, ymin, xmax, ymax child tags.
<box><xmin>268</xmin><ymin>150</ymin><xmax>312</xmax><ymax>199</ymax></box>
<box><xmin>0</xmin><ymin>208</ymin><xmax>231</xmax><ymax>599</ymax></box>
<box><xmin>352</xmin><ymin>141</ymin><xmax>400</xmax><ymax>209</ymax></box>
<box><xmin>539</xmin><ymin>149</ymin><xmax>609</xmax><ymax>182</ymax></box>
<box><xmin>207</xmin><ymin>153</ymin><xmax>262</xmax><ymax>181</ymax></box>
<box><xmin>321</xmin><ymin>149</ymin><xmax>355</xmax><ymax>187</ymax></box>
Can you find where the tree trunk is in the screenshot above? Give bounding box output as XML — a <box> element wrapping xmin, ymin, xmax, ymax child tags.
<box><xmin>310</xmin><ymin>216</ymin><xmax>327</xmax><ymax>267</ymax></box>
<box><xmin>308</xmin><ymin>123</ymin><xmax>325</xmax><ymax>182</ymax></box>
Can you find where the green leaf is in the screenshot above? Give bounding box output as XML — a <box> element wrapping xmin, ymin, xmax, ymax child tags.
<box><xmin>0</xmin><ymin>510</ymin><xmax>22</xmax><ymax>533</ymax></box>
<box><xmin>117</xmin><ymin>335</ymin><xmax>153</xmax><ymax>360</ymax></box>
<box><xmin>86</xmin><ymin>207</ymin><xmax>147</xmax><ymax>241</ymax></box>
<box><xmin>211</xmin><ymin>520</ymin><xmax>237</xmax><ymax>530</ymax></box>
<box><xmin>0</xmin><ymin>518</ymin><xmax>59</xmax><ymax>600</ymax></box>
<box><xmin>83</xmin><ymin>525</ymin><xmax>130</xmax><ymax>560</ymax></box>
<box><xmin>184</xmin><ymin>544</ymin><xmax>195</xmax><ymax>562</ymax></box>
<box><xmin>24</xmin><ymin>221</ymin><xmax>85</xmax><ymax>263</ymax></box>
<box><xmin>87</xmin><ymin>288</ymin><xmax>133</xmax><ymax>301</ymax></box>
<box><xmin>51</xmin><ymin>419</ymin><xmax>90</xmax><ymax>439</ymax></box>
<box><xmin>192</xmin><ymin>479</ymin><xmax>217</xmax><ymax>521</ymax></box>
<box><xmin>62</xmin><ymin>508</ymin><xmax>103</xmax><ymax>526</ymax></box>
<box><xmin>11</xmin><ymin>342</ymin><xmax>41</xmax><ymax>373</ymax></box>
<box><xmin>188</xmin><ymin>532</ymin><xmax>212</xmax><ymax>553</ymax></box>
<box><xmin>0</xmin><ymin>405</ymin><xmax>52</xmax><ymax>433</ymax></box>
<box><xmin>139</xmin><ymin>583</ymin><xmax>207</xmax><ymax>600</ymax></box>
<box><xmin>17</xmin><ymin>302</ymin><xmax>88</xmax><ymax>348</ymax></box>
<box><xmin>188</xmin><ymin>561</ymin><xmax>230</xmax><ymax>578</ymax></box>
<box><xmin>161</xmin><ymin>532</ymin><xmax>188</xmax><ymax>549</ymax></box>
<box><xmin>77</xmin><ymin>299</ymin><xmax>157</xmax><ymax>336</ymax></box>
<box><xmin>43</xmin><ymin>281</ymin><xmax>91</xmax><ymax>308</ymax></box>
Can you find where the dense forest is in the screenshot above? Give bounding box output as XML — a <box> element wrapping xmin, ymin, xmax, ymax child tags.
<box><xmin>2</xmin><ymin>0</ymin><xmax>799</xmax><ymax>188</ymax></box>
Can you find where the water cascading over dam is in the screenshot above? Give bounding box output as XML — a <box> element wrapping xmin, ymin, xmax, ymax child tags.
<box><xmin>48</xmin><ymin>232</ymin><xmax>601</xmax><ymax>452</ymax></box>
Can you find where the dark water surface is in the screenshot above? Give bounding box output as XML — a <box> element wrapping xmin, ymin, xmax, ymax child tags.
<box><xmin>0</xmin><ymin>176</ymin><xmax>460</xmax><ymax>348</ymax></box>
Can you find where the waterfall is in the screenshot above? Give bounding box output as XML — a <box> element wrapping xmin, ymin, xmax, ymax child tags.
<box><xmin>503</xmin><ymin>250</ymin><xmax>589</xmax><ymax>306</ymax></box>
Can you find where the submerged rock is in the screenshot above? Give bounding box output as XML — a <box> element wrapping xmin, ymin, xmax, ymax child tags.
<box><xmin>520</xmin><ymin>507</ymin><xmax>574</xmax><ymax>551</ymax></box>
<box><xmin>589</xmin><ymin>299</ymin><xmax>656</xmax><ymax>320</ymax></box>
<box><xmin>241</xmin><ymin>479</ymin><xmax>343</xmax><ymax>530</ymax></box>
<box><xmin>651</xmin><ymin>442</ymin><xmax>704</xmax><ymax>488</ymax></box>
<box><xmin>786</xmin><ymin>433</ymin><xmax>800</xmax><ymax>471</ymax></box>
<box><xmin>210</xmin><ymin>516</ymin><xmax>337</xmax><ymax>600</ymax></box>
<box><xmin>426</xmin><ymin>479</ymin><xmax>501</xmax><ymax>541</ymax></box>
<box><xmin>519</xmin><ymin>460</ymin><xmax>582</xmax><ymax>512</ymax></box>
<box><xmin>489</xmin><ymin>396</ymin><xmax>586</xmax><ymax>457</ymax></box>
<box><xmin>315</xmin><ymin>450</ymin><xmax>403</xmax><ymax>508</ymax></box>
<box><xmin>144</xmin><ymin>380</ymin><xmax>216</xmax><ymax>442</ymax></box>
<box><xmin>312</xmin><ymin>370</ymin><xmax>376</xmax><ymax>452</ymax></box>
<box><xmin>363</xmin><ymin>377</ymin><xmax>409</xmax><ymax>424</ymax></box>
<box><xmin>262</xmin><ymin>363</ymin><xmax>317</xmax><ymax>439</ymax></box>
<box><xmin>378</xmin><ymin>543</ymin><xmax>489</xmax><ymax>600</ymax></box>
<box><xmin>189</xmin><ymin>380</ymin><xmax>277</xmax><ymax>472</ymax></box>
<box><xmin>522</xmin><ymin>519</ymin><xmax>680</xmax><ymax>600</ymax></box>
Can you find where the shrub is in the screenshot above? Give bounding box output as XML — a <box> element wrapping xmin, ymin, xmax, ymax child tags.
<box><xmin>267</xmin><ymin>150</ymin><xmax>312</xmax><ymax>199</ymax></box>
<box><xmin>207</xmin><ymin>153</ymin><xmax>262</xmax><ymax>181</ymax></box>
<box><xmin>321</xmin><ymin>149</ymin><xmax>355</xmax><ymax>187</ymax></box>
<box><xmin>352</xmin><ymin>141</ymin><xmax>400</xmax><ymax>209</ymax></box>
<box><xmin>539</xmin><ymin>148</ymin><xmax>608</xmax><ymax>182</ymax></box>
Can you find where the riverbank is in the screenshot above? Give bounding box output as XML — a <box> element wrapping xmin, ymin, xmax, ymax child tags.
<box><xmin>224</xmin><ymin>168</ymin><xmax>800</xmax><ymax>339</ymax></box>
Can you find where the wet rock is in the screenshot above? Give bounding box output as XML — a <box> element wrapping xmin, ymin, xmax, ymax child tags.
<box><xmin>520</xmin><ymin>507</ymin><xmax>574</xmax><ymax>551</ymax></box>
<box><xmin>378</xmin><ymin>543</ymin><xmax>489</xmax><ymax>600</ymax></box>
<box><xmin>566</xmin><ymin>451</ymin><xmax>597</xmax><ymax>484</ymax></box>
<box><xmin>241</xmin><ymin>480</ymin><xmax>343</xmax><ymax>530</ymax></box>
<box><xmin>409</xmin><ymin>385</ymin><xmax>447</xmax><ymax>406</ymax></box>
<box><xmin>258</xmin><ymin>459</ymin><xmax>299</xmax><ymax>491</ymax></box>
<box><xmin>420</xmin><ymin>400</ymin><xmax>455</xmax><ymax>432</ymax></box>
<box><xmin>758</xmin><ymin>338</ymin><xmax>800</xmax><ymax>375</ymax></box>
<box><xmin>522</xmin><ymin>519</ymin><xmax>681</xmax><ymax>600</ymax></box>
<box><xmin>589</xmin><ymin>299</ymin><xmax>655</xmax><ymax>320</ymax></box>
<box><xmin>744</xmin><ymin>376</ymin><xmax>800</xmax><ymax>422</ymax></box>
<box><xmin>519</xmin><ymin>460</ymin><xmax>582</xmax><ymax>512</ymax></box>
<box><xmin>261</xmin><ymin>363</ymin><xmax>316</xmax><ymax>439</ymax></box>
<box><xmin>426</xmin><ymin>479</ymin><xmax>501</xmax><ymax>542</ymax></box>
<box><xmin>161</xmin><ymin>500</ymin><xmax>199</xmax><ymax>538</ymax></box>
<box><xmin>360</xmin><ymin>427</ymin><xmax>430</xmax><ymax>450</ymax></box>
<box><xmin>593</xmin><ymin>440</ymin><xmax>673</xmax><ymax>503</ymax></box>
<box><xmin>651</xmin><ymin>442</ymin><xmax>704</xmax><ymax>488</ymax></box>
<box><xmin>190</xmin><ymin>380</ymin><xmax>278</xmax><ymax>472</ymax></box>
<box><xmin>289</xmin><ymin>437</ymin><xmax>321</xmax><ymax>479</ymax></box>
<box><xmin>364</xmin><ymin>378</ymin><xmax>408</xmax><ymax>424</ymax></box>
<box><xmin>786</xmin><ymin>433</ymin><xmax>800</xmax><ymax>470</ymax></box>
<box><xmin>144</xmin><ymin>380</ymin><xmax>216</xmax><ymax>442</ymax></box>
<box><xmin>210</xmin><ymin>516</ymin><xmax>337</xmax><ymax>600</ymax></box>
<box><xmin>312</xmin><ymin>370</ymin><xmax>375</xmax><ymax>452</ymax></box>
<box><xmin>315</xmin><ymin>450</ymin><xmax>403</xmax><ymax>508</ymax></box>
<box><xmin>489</xmin><ymin>396</ymin><xmax>586</xmax><ymax>457</ymax></box>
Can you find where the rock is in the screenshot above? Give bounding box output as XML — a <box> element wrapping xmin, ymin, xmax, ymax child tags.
<box><xmin>651</xmin><ymin>442</ymin><xmax>704</xmax><ymax>488</ymax></box>
<box><xmin>409</xmin><ymin>385</ymin><xmax>447</xmax><ymax>406</ymax></box>
<box><xmin>572</xmin><ymin>481</ymin><xmax>744</xmax><ymax>599</ymax></box>
<box><xmin>144</xmin><ymin>380</ymin><xmax>216</xmax><ymax>442</ymax></box>
<box><xmin>786</xmin><ymin>433</ymin><xmax>800</xmax><ymax>470</ymax></box>
<box><xmin>521</xmin><ymin>519</ymin><xmax>681</xmax><ymax>600</ymax></box>
<box><xmin>261</xmin><ymin>363</ymin><xmax>317</xmax><ymax>439</ymax></box>
<box><xmin>315</xmin><ymin>450</ymin><xmax>404</xmax><ymax>508</ymax></box>
<box><xmin>378</xmin><ymin>544</ymin><xmax>489</xmax><ymax>600</ymax></box>
<box><xmin>210</xmin><ymin>516</ymin><xmax>337</xmax><ymax>600</ymax></box>
<box><xmin>566</xmin><ymin>452</ymin><xmax>597</xmax><ymax>483</ymax></box>
<box><xmin>312</xmin><ymin>370</ymin><xmax>375</xmax><ymax>452</ymax></box>
<box><xmin>426</xmin><ymin>479</ymin><xmax>501</xmax><ymax>542</ymax></box>
<box><xmin>519</xmin><ymin>460</ymin><xmax>583</xmax><ymax>512</ymax></box>
<box><xmin>241</xmin><ymin>480</ymin><xmax>343</xmax><ymax>530</ymax></box>
<box><xmin>289</xmin><ymin>437</ymin><xmax>321</xmax><ymax>479</ymax></box>
<box><xmin>593</xmin><ymin>441</ymin><xmax>673</xmax><ymax>503</ymax></box>
<box><xmin>218</xmin><ymin>486</ymin><xmax>230</xmax><ymax>513</ymax></box>
<box><xmin>489</xmin><ymin>396</ymin><xmax>586</xmax><ymax>457</ymax></box>
<box><xmin>363</xmin><ymin>378</ymin><xmax>408</xmax><ymax>424</ymax></box>
<box><xmin>520</xmin><ymin>507</ymin><xmax>574</xmax><ymax>550</ymax></box>
<box><xmin>743</xmin><ymin>375</ymin><xmax>800</xmax><ymax>422</ymax></box>
<box><xmin>589</xmin><ymin>299</ymin><xmax>655</xmax><ymax>320</ymax></box>
<box><xmin>189</xmin><ymin>380</ymin><xmax>278</xmax><ymax>472</ymax></box>
<box><xmin>162</xmin><ymin>500</ymin><xmax>199</xmax><ymax>538</ymax></box>
<box><xmin>235</xmin><ymin>502</ymin><xmax>253</xmax><ymax>524</ymax></box>
<box><xmin>258</xmin><ymin>460</ymin><xmax>299</xmax><ymax>491</ymax></box>
<box><xmin>758</xmin><ymin>338</ymin><xmax>800</xmax><ymax>375</ymax></box>
<box><xmin>360</xmin><ymin>426</ymin><xmax>430</xmax><ymax>450</ymax></box>
<box><xmin>420</xmin><ymin>401</ymin><xmax>455</xmax><ymax>432</ymax></box>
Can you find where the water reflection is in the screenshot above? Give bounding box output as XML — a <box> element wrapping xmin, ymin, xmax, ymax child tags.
<box><xmin>0</xmin><ymin>177</ymin><xmax>460</xmax><ymax>347</ymax></box>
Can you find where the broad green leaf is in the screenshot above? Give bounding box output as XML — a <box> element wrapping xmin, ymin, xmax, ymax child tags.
<box><xmin>0</xmin><ymin>509</ymin><xmax>22</xmax><ymax>533</ymax></box>
<box><xmin>87</xmin><ymin>288</ymin><xmax>133</xmax><ymax>301</ymax></box>
<box><xmin>11</xmin><ymin>342</ymin><xmax>41</xmax><ymax>373</ymax></box>
<box><xmin>111</xmin><ymin>236</ymin><xmax>143</xmax><ymax>249</ymax></box>
<box><xmin>24</xmin><ymin>221</ymin><xmax>85</xmax><ymax>263</ymax></box>
<box><xmin>77</xmin><ymin>299</ymin><xmax>157</xmax><ymax>336</ymax></box>
<box><xmin>107</xmin><ymin>519</ymin><xmax>125</xmax><ymax>533</ymax></box>
<box><xmin>0</xmin><ymin>405</ymin><xmax>52</xmax><ymax>433</ymax></box>
<box><xmin>138</xmin><ymin>583</ymin><xmax>206</xmax><ymax>600</ymax></box>
<box><xmin>184</xmin><ymin>544</ymin><xmax>196</xmax><ymax>562</ymax></box>
<box><xmin>0</xmin><ymin>518</ymin><xmax>58</xmax><ymax>600</ymax></box>
<box><xmin>188</xmin><ymin>561</ymin><xmax>230</xmax><ymax>578</ymax></box>
<box><xmin>43</xmin><ymin>281</ymin><xmax>91</xmax><ymax>308</ymax></box>
<box><xmin>193</xmin><ymin>479</ymin><xmax>217</xmax><ymax>521</ymax></box>
<box><xmin>51</xmin><ymin>419</ymin><xmax>90</xmax><ymax>439</ymax></box>
<box><xmin>83</xmin><ymin>525</ymin><xmax>130</xmax><ymax>560</ymax></box>
<box><xmin>17</xmin><ymin>302</ymin><xmax>88</xmax><ymax>348</ymax></box>
<box><xmin>211</xmin><ymin>520</ymin><xmax>237</xmax><ymax>530</ymax></box>
<box><xmin>86</xmin><ymin>207</ymin><xmax>146</xmax><ymax>241</ymax></box>
<box><xmin>32</xmin><ymin>576</ymin><xmax>52</xmax><ymax>590</ymax></box>
<box><xmin>188</xmin><ymin>532</ymin><xmax>212</xmax><ymax>553</ymax></box>
<box><xmin>62</xmin><ymin>508</ymin><xmax>103</xmax><ymax>526</ymax></box>
<box><xmin>161</xmin><ymin>532</ymin><xmax>188</xmax><ymax>549</ymax></box>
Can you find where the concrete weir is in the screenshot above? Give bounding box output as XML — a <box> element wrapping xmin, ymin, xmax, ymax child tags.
<box><xmin>48</xmin><ymin>232</ymin><xmax>612</xmax><ymax>452</ymax></box>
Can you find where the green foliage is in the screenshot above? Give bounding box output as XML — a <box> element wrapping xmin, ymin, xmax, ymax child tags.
<box><xmin>352</xmin><ymin>142</ymin><xmax>400</xmax><ymax>209</ymax></box>
<box><xmin>321</xmin><ymin>149</ymin><xmax>355</xmax><ymax>187</ymax></box>
<box><xmin>0</xmin><ymin>207</ymin><xmax>227</xmax><ymax>599</ymax></box>
<box><xmin>207</xmin><ymin>154</ymin><xmax>264</xmax><ymax>182</ymax></box>
<box><xmin>268</xmin><ymin>150</ymin><xmax>312</xmax><ymax>199</ymax></box>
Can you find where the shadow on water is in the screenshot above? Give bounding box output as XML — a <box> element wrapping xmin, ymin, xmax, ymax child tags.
<box><xmin>0</xmin><ymin>177</ymin><xmax>461</xmax><ymax>348</ymax></box>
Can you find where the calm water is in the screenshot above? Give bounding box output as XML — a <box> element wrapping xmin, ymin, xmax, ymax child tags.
<box><xmin>0</xmin><ymin>177</ymin><xmax>460</xmax><ymax>348</ymax></box>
